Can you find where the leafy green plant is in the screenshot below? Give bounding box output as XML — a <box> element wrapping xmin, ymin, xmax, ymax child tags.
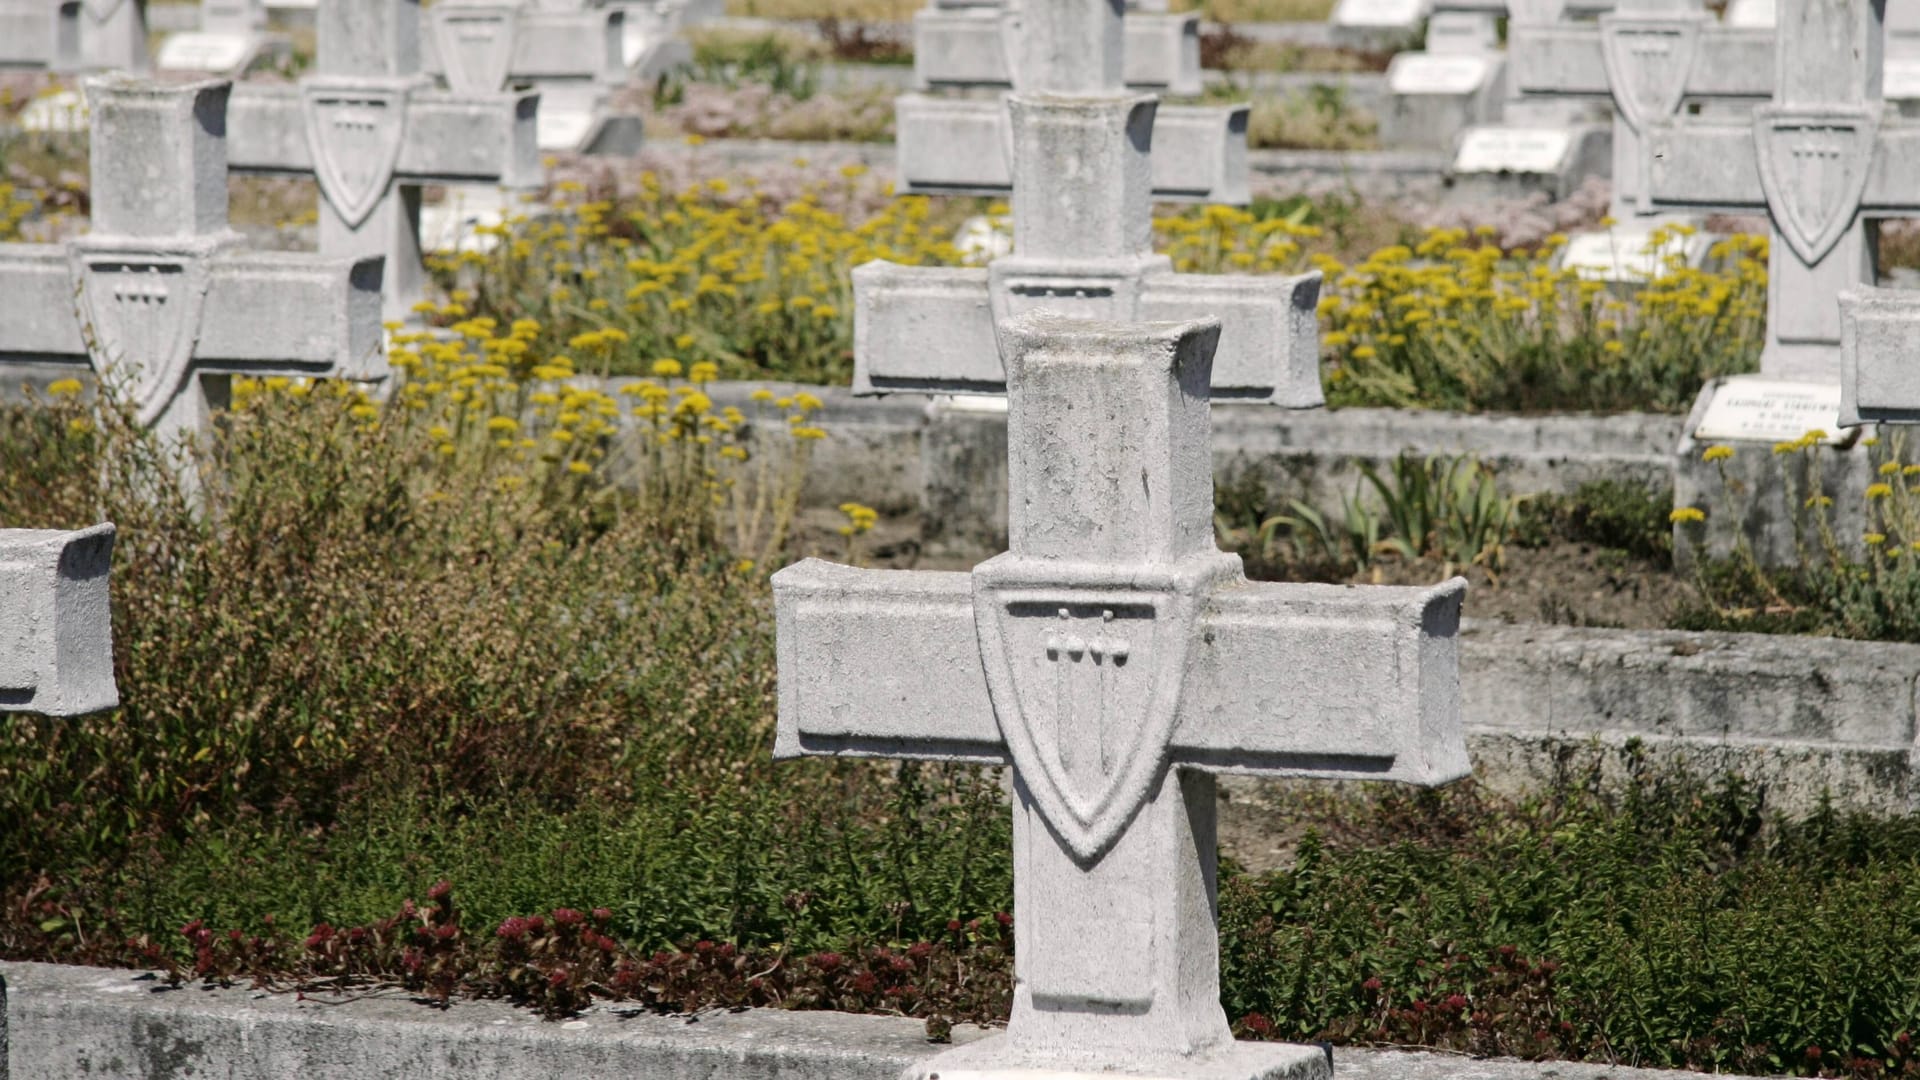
<box><xmin>1360</xmin><ymin>454</ymin><xmax>1526</xmax><ymax>571</ymax></box>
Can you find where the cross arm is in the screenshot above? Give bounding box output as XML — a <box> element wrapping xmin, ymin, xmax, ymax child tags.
<box><xmin>224</xmin><ymin>84</ymin><xmax>543</xmax><ymax>188</ymax></box>
<box><xmin>421</xmin><ymin>9</ymin><xmax>626</xmax><ymax>84</ymax></box>
<box><xmin>1507</xmin><ymin>24</ymin><xmax>1772</xmax><ymax>100</ymax></box>
<box><xmin>0</xmin><ymin>245</ymin><xmax>88</xmax><ymax>363</ymax></box>
<box><xmin>850</xmin><ymin>261</ymin><xmax>1323</xmax><ymax>405</ymax></box>
<box><xmin>895</xmin><ymin>95</ymin><xmax>1249</xmax><ymax>204</ymax></box>
<box><xmin>0</xmin><ymin>524</ymin><xmax>116</xmax><ymax>718</ymax></box>
<box><xmin>195</xmin><ymin>252</ymin><xmax>388</xmax><ymax>379</ymax></box>
<box><xmin>772</xmin><ymin>560</ymin><xmax>1468</xmax><ymax>786</ymax></box>
<box><xmin>913</xmin><ymin>9</ymin><xmax>1202</xmax><ymax>95</ymax></box>
<box><xmin>1643</xmin><ymin>118</ymin><xmax>1763</xmax><ymax>214</ymax></box>
<box><xmin>1862</xmin><ymin>122</ymin><xmax>1920</xmax><ymax>211</ymax></box>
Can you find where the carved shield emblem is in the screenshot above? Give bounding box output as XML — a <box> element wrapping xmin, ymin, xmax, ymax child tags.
<box><xmin>1755</xmin><ymin>106</ymin><xmax>1880</xmax><ymax>266</ymax></box>
<box><xmin>974</xmin><ymin>569</ymin><xmax>1197</xmax><ymax>864</ymax></box>
<box><xmin>68</xmin><ymin>252</ymin><xmax>213</xmax><ymax>430</ymax></box>
<box><xmin>1600</xmin><ymin>15</ymin><xmax>1699</xmax><ymax>134</ymax></box>
<box><xmin>431</xmin><ymin>4</ymin><xmax>520</xmax><ymax>94</ymax></box>
<box><xmin>301</xmin><ymin>82</ymin><xmax>411</xmax><ymax>231</ymax></box>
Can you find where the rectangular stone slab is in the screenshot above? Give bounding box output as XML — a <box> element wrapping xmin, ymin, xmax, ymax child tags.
<box><xmin>224</xmin><ymin>84</ymin><xmax>543</xmax><ymax>187</ymax></box>
<box><xmin>772</xmin><ymin>559</ymin><xmax>1468</xmax><ymax>785</ymax></box>
<box><xmin>1841</xmin><ymin>285</ymin><xmax>1920</xmax><ymax>425</ymax></box>
<box><xmin>0</xmin><ymin>524</ymin><xmax>116</xmax><ymax>717</ymax></box>
<box><xmin>0</xmin><ymin>245</ymin><xmax>384</xmax><ymax>378</ymax></box>
<box><xmin>849</xmin><ymin>261</ymin><xmax>1322</xmax><ymax>405</ymax></box>
<box><xmin>894</xmin><ymin>94</ymin><xmax>1247</xmax><ymax>204</ymax></box>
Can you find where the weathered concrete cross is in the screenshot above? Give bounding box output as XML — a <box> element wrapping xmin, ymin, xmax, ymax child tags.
<box><xmin>857</xmin><ymin>0</ymin><xmax>1318</xmax><ymax>405</ymax></box>
<box><xmin>892</xmin><ymin>0</ymin><xmax>1247</xmax><ymax>205</ymax></box>
<box><xmin>223</xmin><ymin>0</ymin><xmax>542</xmax><ymax>323</ymax></box>
<box><xmin>0</xmin><ymin>77</ymin><xmax>384</xmax><ymax>443</ymax></box>
<box><xmin>1506</xmin><ymin>0</ymin><xmax>1773</xmax><ymax>218</ymax></box>
<box><xmin>1642</xmin><ymin>0</ymin><xmax>1916</xmax><ymax>384</ymax></box>
<box><xmin>420</xmin><ymin>0</ymin><xmax>641</xmax><ymax>154</ymax></box>
<box><xmin>0</xmin><ymin>0</ymin><xmax>146</xmax><ymax>72</ymax></box>
<box><xmin>776</xmin><ymin>309</ymin><xmax>1467</xmax><ymax>1079</ymax></box>
<box><xmin>913</xmin><ymin>0</ymin><xmax>1203</xmax><ymax>95</ymax></box>
<box><xmin>0</xmin><ymin>524</ymin><xmax>117</xmax><ymax>719</ymax></box>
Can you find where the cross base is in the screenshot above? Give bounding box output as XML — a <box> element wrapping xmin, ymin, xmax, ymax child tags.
<box><xmin>902</xmin><ymin>1034</ymin><xmax>1329</xmax><ymax>1080</ymax></box>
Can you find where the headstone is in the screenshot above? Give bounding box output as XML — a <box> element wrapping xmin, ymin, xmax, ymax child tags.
<box><xmin>0</xmin><ymin>524</ymin><xmax>117</xmax><ymax>719</ymax></box>
<box><xmin>1505</xmin><ymin>0</ymin><xmax>1771</xmax><ymax>219</ymax></box>
<box><xmin>1379</xmin><ymin>9</ymin><xmax>1508</xmax><ymax>152</ymax></box>
<box><xmin>778</xmin><ymin>307</ymin><xmax>1467</xmax><ymax>1079</ymax></box>
<box><xmin>420</xmin><ymin>0</ymin><xmax>642</xmax><ymax>154</ymax></box>
<box><xmin>0</xmin><ymin>1</ymin><xmax>68</xmax><ymax>70</ymax></box>
<box><xmin>155</xmin><ymin>0</ymin><xmax>291</xmax><ymax>75</ymax></box>
<box><xmin>1643</xmin><ymin>0</ymin><xmax>1913</xmax><ymax>564</ymax></box>
<box><xmin>0</xmin><ymin>77</ymin><xmax>384</xmax><ymax>444</ymax></box>
<box><xmin>912</xmin><ymin>0</ymin><xmax>1203</xmax><ymax>95</ymax></box>
<box><xmin>893</xmin><ymin>0</ymin><xmax>1247</xmax><ymax>205</ymax></box>
<box><xmin>222</xmin><ymin>0</ymin><xmax>542</xmax><ymax>323</ymax></box>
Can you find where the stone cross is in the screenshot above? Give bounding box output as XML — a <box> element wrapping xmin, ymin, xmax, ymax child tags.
<box><xmin>1643</xmin><ymin>0</ymin><xmax>1915</xmax><ymax>384</ymax></box>
<box><xmin>0</xmin><ymin>524</ymin><xmax>117</xmax><ymax>719</ymax></box>
<box><xmin>0</xmin><ymin>0</ymin><xmax>146</xmax><ymax>72</ymax></box>
<box><xmin>1506</xmin><ymin>0</ymin><xmax>1772</xmax><ymax>217</ymax></box>
<box><xmin>893</xmin><ymin>0</ymin><xmax>1246</xmax><ymax>204</ymax></box>
<box><xmin>421</xmin><ymin>0</ymin><xmax>624</xmax><ymax>94</ymax></box>
<box><xmin>913</xmin><ymin>0</ymin><xmax>1203</xmax><ymax>95</ymax></box>
<box><xmin>776</xmin><ymin>310</ymin><xmax>1467</xmax><ymax>1079</ymax></box>
<box><xmin>419</xmin><ymin>0</ymin><xmax>641</xmax><ymax>154</ymax></box>
<box><xmin>0</xmin><ymin>77</ymin><xmax>384</xmax><ymax>442</ymax></box>
<box><xmin>223</xmin><ymin>0</ymin><xmax>543</xmax><ymax>323</ymax></box>
<box><xmin>859</xmin><ymin>0</ymin><xmax>1319</xmax><ymax>405</ymax></box>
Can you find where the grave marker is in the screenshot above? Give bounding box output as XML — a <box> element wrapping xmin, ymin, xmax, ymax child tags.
<box><xmin>1643</xmin><ymin>0</ymin><xmax>1915</xmax><ymax>385</ymax></box>
<box><xmin>777</xmin><ymin>308</ymin><xmax>1467</xmax><ymax>1079</ymax></box>
<box><xmin>67</xmin><ymin>0</ymin><xmax>148</xmax><ymax>72</ymax></box>
<box><xmin>222</xmin><ymin>0</ymin><xmax>542</xmax><ymax>322</ymax></box>
<box><xmin>0</xmin><ymin>524</ymin><xmax>117</xmax><ymax>719</ymax></box>
<box><xmin>0</xmin><ymin>77</ymin><xmax>384</xmax><ymax>443</ymax></box>
<box><xmin>913</xmin><ymin>0</ymin><xmax>1204</xmax><ymax>95</ymax></box>
<box><xmin>1506</xmin><ymin>0</ymin><xmax>1771</xmax><ymax>218</ymax></box>
<box><xmin>1641</xmin><ymin>0</ymin><xmax>1910</xmax><ymax>565</ymax></box>
<box><xmin>421</xmin><ymin>0</ymin><xmax>641</xmax><ymax>153</ymax></box>
<box><xmin>863</xmin><ymin>0</ymin><xmax>1311</xmax><ymax>401</ymax></box>
<box><xmin>155</xmin><ymin>0</ymin><xmax>290</xmax><ymax>75</ymax></box>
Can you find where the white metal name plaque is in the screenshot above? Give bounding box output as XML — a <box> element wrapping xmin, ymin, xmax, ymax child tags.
<box><xmin>1694</xmin><ymin>377</ymin><xmax>1850</xmax><ymax>445</ymax></box>
<box><xmin>1334</xmin><ymin>0</ymin><xmax>1425</xmax><ymax>28</ymax></box>
<box><xmin>1388</xmin><ymin>53</ymin><xmax>1490</xmax><ymax>95</ymax></box>
<box><xmin>1452</xmin><ymin>126</ymin><xmax>1572</xmax><ymax>174</ymax></box>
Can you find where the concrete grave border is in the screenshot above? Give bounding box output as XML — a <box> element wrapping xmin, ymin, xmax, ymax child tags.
<box><xmin>0</xmin><ymin>959</ymin><xmax>1785</xmax><ymax>1080</ymax></box>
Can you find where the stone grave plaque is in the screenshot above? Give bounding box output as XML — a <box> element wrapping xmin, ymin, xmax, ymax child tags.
<box><xmin>1333</xmin><ymin>0</ymin><xmax>1424</xmax><ymax>28</ymax></box>
<box><xmin>1723</xmin><ymin>0</ymin><xmax>1772</xmax><ymax>28</ymax></box>
<box><xmin>1451</xmin><ymin>126</ymin><xmax>1571</xmax><ymax>174</ymax></box>
<box><xmin>1887</xmin><ymin>56</ymin><xmax>1920</xmax><ymax>101</ymax></box>
<box><xmin>1559</xmin><ymin>225</ymin><xmax>1711</xmax><ymax>283</ymax></box>
<box><xmin>1694</xmin><ymin>377</ymin><xmax>1850</xmax><ymax>445</ymax></box>
<box><xmin>18</xmin><ymin>90</ymin><xmax>88</xmax><ymax>134</ymax></box>
<box><xmin>537</xmin><ymin>106</ymin><xmax>595</xmax><ymax>152</ymax></box>
<box><xmin>155</xmin><ymin>32</ymin><xmax>254</xmax><ymax>72</ymax></box>
<box><xmin>1387</xmin><ymin>53</ymin><xmax>1491</xmax><ymax>95</ymax></box>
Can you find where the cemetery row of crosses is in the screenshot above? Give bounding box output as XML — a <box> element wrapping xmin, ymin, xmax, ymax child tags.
<box><xmin>8</xmin><ymin>0</ymin><xmax>1920</xmax><ymax>1076</ymax></box>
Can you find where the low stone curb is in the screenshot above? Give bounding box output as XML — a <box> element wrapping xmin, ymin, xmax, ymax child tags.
<box><xmin>0</xmin><ymin>960</ymin><xmax>1767</xmax><ymax>1080</ymax></box>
